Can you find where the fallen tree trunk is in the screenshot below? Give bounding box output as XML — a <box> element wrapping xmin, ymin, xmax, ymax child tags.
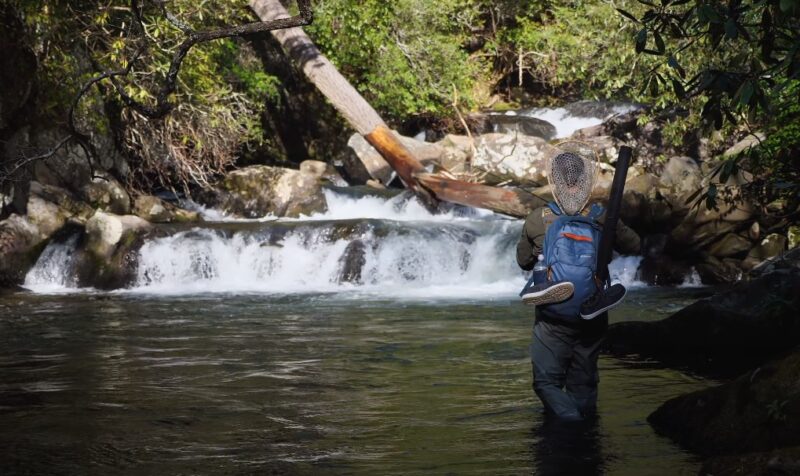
<box><xmin>415</xmin><ymin>174</ymin><xmax>546</xmax><ymax>218</ymax></box>
<box><xmin>249</xmin><ymin>0</ymin><xmax>546</xmax><ymax>218</ymax></box>
<box><xmin>249</xmin><ymin>0</ymin><xmax>432</xmax><ymax>204</ymax></box>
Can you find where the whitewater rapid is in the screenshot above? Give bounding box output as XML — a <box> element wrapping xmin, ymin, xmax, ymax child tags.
<box><xmin>24</xmin><ymin>189</ymin><xmax>646</xmax><ymax>298</ymax></box>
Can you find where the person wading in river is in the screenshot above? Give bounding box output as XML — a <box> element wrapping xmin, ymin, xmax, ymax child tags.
<box><xmin>516</xmin><ymin>149</ymin><xmax>640</xmax><ymax>421</ymax></box>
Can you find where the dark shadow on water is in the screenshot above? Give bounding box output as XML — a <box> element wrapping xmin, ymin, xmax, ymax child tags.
<box><xmin>531</xmin><ymin>415</ymin><xmax>605</xmax><ymax>475</ymax></box>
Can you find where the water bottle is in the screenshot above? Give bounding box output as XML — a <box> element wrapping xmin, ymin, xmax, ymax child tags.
<box><xmin>532</xmin><ymin>254</ymin><xmax>547</xmax><ymax>285</ymax></box>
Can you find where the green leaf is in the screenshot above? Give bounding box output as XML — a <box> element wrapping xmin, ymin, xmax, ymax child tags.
<box><xmin>780</xmin><ymin>0</ymin><xmax>796</xmax><ymax>12</ymax></box>
<box><xmin>672</xmin><ymin>77</ymin><xmax>686</xmax><ymax>98</ymax></box>
<box><xmin>636</xmin><ymin>28</ymin><xmax>648</xmax><ymax>53</ymax></box>
<box><xmin>616</xmin><ymin>8</ymin><xmax>640</xmax><ymax>22</ymax></box>
<box><xmin>654</xmin><ymin>31</ymin><xmax>665</xmax><ymax>53</ymax></box>
<box><xmin>739</xmin><ymin>80</ymin><xmax>755</xmax><ymax>106</ymax></box>
<box><xmin>724</xmin><ymin>19</ymin><xmax>738</xmax><ymax>40</ymax></box>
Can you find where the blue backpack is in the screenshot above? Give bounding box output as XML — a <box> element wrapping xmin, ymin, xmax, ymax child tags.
<box><xmin>539</xmin><ymin>201</ymin><xmax>604</xmax><ymax>319</ymax></box>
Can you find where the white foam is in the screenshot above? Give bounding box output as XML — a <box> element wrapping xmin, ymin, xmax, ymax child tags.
<box><xmin>608</xmin><ymin>255</ymin><xmax>646</xmax><ymax>288</ymax></box>
<box><xmin>521</xmin><ymin>104</ymin><xmax>639</xmax><ymax>139</ymax></box>
<box><xmin>678</xmin><ymin>267</ymin><xmax>706</xmax><ymax>288</ymax></box>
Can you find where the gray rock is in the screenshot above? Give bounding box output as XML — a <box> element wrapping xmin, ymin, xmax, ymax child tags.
<box><xmin>85</xmin><ymin>211</ymin><xmax>149</xmax><ymax>258</ymax></box>
<box><xmin>81</xmin><ymin>176</ymin><xmax>130</xmax><ymax>215</ymax></box>
<box><xmin>744</xmin><ymin>233</ymin><xmax>788</xmax><ymax>270</ymax></box>
<box><xmin>299</xmin><ymin>160</ymin><xmax>348</xmax><ymax>187</ymax></box>
<box><xmin>337</xmin><ymin>240</ymin><xmax>367</xmax><ymax>284</ymax></box>
<box><xmin>203</xmin><ymin>165</ymin><xmax>328</xmax><ymax>218</ymax></box>
<box><xmin>471</xmin><ymin>133</ymin><xmax>556</xmax><ymax>185</ymax></box>
<box><xmin>707</xmin><ymin>233</ymin><xmax>752</xmax><ymax>258</ymax></box>
<box><xmin>658</xmin><ymin>156</ymin><xmax>702</xmax><ymax>209</ymax></box>
<box><xmin>649</xmin><ymin>348</ymin><xmax>800</xmax><ymax>457</ymax></box>
<box><xmin>0</xmin><ymin>214</ymin><xmax>42</xmax><ymax>287</ymax></box>
<box><xmin>485</xmin><ymin>113</ymin><xmax>557</xmax><ymax>140</ymax></box>
<box><xmin>695</xmin><ymin>255</ymin><xmax>743</xmax><ymax>283</ymax></box>
<box><xmin>132</xmin><ymin>195</ymin><xmax>200</xmax><ymax>224</ymax></box>
<box><xmin>604</xmin><ymin>268</ymin><xmax>800</xmax><ymax>377</ymax></box>
<box><xmin>788</xmin><ymin>226</ymin><xmax>800</xmax><ymax>250</ymax></box>
<box><xmin>347</xmin><ymin>132</ymin><xmax>443</xmax><ymax>185</ymax></box>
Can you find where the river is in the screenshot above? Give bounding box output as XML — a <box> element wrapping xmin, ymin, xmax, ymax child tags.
<box><xmin>1</xmin><ymin>189</ymin><xmax>712</xmax><ymax>475</ymax></box>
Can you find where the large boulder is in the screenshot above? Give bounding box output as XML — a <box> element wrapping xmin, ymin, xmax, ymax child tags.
<box><xmin>648</xmin><ymin>348</ymin><xmax>800</xmax><ymax>457</ymax></box>
<box><xmin>743</xmin><ymin>233</ymin><xmax>788</xmax><ymax>270</ymax></box>
<box><xmin>603</xmin><ymin>268</ymin><xmax>800</xmax><ymax>377</ymax></box>
<box><xmin>202</xmin><ymin>165</ymin><xmax>328</xmax><ymax>218</ymax></box>
<box><xmin>707</xmin><ymin>232</ymin><xmax>752</xmax><ymax>258</ymax></box>
<box><xmin>471</xmin><ymin>133</ymin><xmax>556</xmax><ymax>185</ymax></box>
<box><xmin>657</xmin><ymin>156</ymin><xmax>702</xmax><ymax>209</ymax></box>
<box><xmin>695</xmin><ymin>255</ymin><xmax>744</xmax><ymax>284</ymax></box>
<box><xmin>435</xmin><ymin>134</ymin><xmax>474</xmax><ymax>175</ymax></box>
<box><xmin>0</xmin><ymin>214</ymin><xmax>43</xmax><ymax>287</ymax></box>
<box><xmin>85</xmin><ymin>211</ymin><xmax>149</xmax><ymax>259</ymax></box>
<box><xmin>80</xmin><ymin>175</ymin><xmax>131</xmax><ymax>215</ymax></box>
<box><xmin>78</xmin><ymin>211</ymin><xmax>151</xmax><ymax>289</ymax></box>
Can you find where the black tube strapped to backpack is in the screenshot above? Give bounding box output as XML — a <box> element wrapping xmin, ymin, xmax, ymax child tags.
<box><xmin>595</xmin><ymin>146</ymin><xmax>632</xmax><ymax>284</ymax></box>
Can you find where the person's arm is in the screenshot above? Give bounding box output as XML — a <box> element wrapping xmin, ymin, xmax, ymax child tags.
<box><xmin>516</xmin><ymin>207</ymin><xmax>546</xmax><ymax>271</ymax></box>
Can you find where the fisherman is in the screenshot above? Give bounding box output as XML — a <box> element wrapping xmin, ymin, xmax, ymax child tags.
<box><xmin>516</xmin><ymin>150</ymin><xmax>640</xmax><ymax>421</ymax></box>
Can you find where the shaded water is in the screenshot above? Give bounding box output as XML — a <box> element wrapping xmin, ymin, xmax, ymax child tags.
<box><xmin>0</xmin><ymin>288</ymin><xmax>712</xmax><ymax>475</ymax></box>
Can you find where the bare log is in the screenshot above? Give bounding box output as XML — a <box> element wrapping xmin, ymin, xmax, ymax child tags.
<box><xmin>415</xmin><ymin>173</ymin><xmax>547</xmax><ymax>218</ymax></box>
<box><xmin>249</xmin><ymin>0</ymin><xmax>434</xmax><ymax>205</ymax></box>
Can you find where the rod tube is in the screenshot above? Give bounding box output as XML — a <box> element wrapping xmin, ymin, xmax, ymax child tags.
<box><xmin>596</xmin><ymin>146</ymin><xmax>632</xmax><ymax>283</ymax></box>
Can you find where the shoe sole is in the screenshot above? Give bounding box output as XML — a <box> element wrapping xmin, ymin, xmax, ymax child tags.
<box><xmin>521</xmin><ymin>282</ymin><xmax>575</xmax><ymax>306</ymax></box>
<box><xmin>580</xmin><ymin>287</ymin><xmax>628</xmax><ymax>319</ymax></box>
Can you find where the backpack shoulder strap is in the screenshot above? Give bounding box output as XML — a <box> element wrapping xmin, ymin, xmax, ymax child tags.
<box><xmin>586</xmin><ymin>203</ymin><xmax>604</xmax><ymax>220</ymax></box>
<box><xmin>547</xmin><ymin>201</ymin><xmax>562</xmax><ymax>216</ymax></box>
<box><xmin>542</xmin><ymin>206</ymin><xmax>558</xmax><ymax>228</ymax></box>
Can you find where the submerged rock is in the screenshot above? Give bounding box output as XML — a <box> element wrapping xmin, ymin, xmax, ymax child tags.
<box><xmin>603</xmin><ymin>269</ymin><xmax>800</xmax><ymax>377</ymax></box>
<box><xmin>337</xmin><ymin>240</ymin><xmax>367</xmax><ymax>284</ymax></box>
<box><xmin>649</xmin><ymin>348</ymin><xmax>800</xmax><ymax>457</ymax></box>
<box><xmin>700</xmin><ymin>445</ymin><xmax>800</xmax><ymax>476</ymax></box>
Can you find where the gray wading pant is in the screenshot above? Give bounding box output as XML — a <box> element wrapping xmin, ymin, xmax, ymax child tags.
<box><xmin>530</xmin><ymin>316</ymin><xmax>606</xmax><ymax>421</ymax></box>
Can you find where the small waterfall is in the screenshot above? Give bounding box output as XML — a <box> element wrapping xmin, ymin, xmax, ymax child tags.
<box><xmin>608</xmin><ymin>255</ymin><xmax>646</xmax><ymax>288</ymax></box>
<box><xmin>132</xmin><ymin>219</ymin><xmax>523</xmax><ymax>298</ymax></box>
<box><xmin>23</xmin><ymin>190</ymin><xmax>651</xmax><ymax>297</ymax></box>
<box><xmin>24</xmin><ymin>233</ymin><xmax>82</xmax><ymax>292</ymax></box>
<box><xmin>518</xmin><ymin>103</ymin><xmax>640</xmax><ymax>139</ymax></box>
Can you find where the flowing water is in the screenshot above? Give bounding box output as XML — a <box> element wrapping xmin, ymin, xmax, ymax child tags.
<box><xmin>2</xmin><ymin>187</ymin><xmax>713</xmax><ymax>474</ymax></box>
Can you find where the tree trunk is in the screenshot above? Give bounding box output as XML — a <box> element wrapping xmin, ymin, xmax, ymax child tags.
<box><xmin>249</xmin><ymin>0</ymin><xmax>433</xmax><ymax>204</ymax></box>
<box><xmin>414</xmin><ymin>174</ymin><xmax>546</xmax><ymax>218</ymax></box>
<box><xmin>249</xmin><ymin>0</ymin><xmax>545</xmax><ymax>218</ymax></box>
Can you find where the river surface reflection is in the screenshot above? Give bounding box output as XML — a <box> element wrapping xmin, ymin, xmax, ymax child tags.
<box><xmin>0</xmin><ymin>288</ymin><xmax>712</xmax><ymax>474</ymax></box>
